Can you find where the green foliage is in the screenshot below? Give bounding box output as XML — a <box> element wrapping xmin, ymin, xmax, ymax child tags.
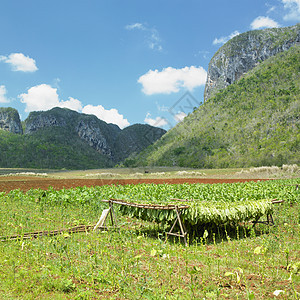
<box><xmin>0</xmin><ymin>179</ymin><xmax>299</xmax><ymax>299</ymax></box>
<box><xmin>100</xmin><ymin>179</ymin><xmax>298</xmax><ymax>228</ymax></box>
<box><xmin>119</xmin><ymin>199</ymin><xmax>273</xmax><ymax>228</ymax></box>
<box><xmin>0</xmin><ymin>107</ymin><xmax>20</xmax><ymax>123</ymax></box>
<box><xmin>2</xmin><ymin>179</ymin><xmax>298</xmax><ymax>236</ymax></box>
<box><xmin>0</xmin><ymin>127</ymin><xmax>112</xmax><ymax>169</ymax></box>
<box><xmin>213</xmin><ymin>24</ymin><xmax>299</xmax><ymax>61</ymax></box>
<box><xmin>0</xmin><ymin>107</ymin><xmax>165</xmax><ymax>169</ymax></box>
<box><xmin>113</xmin><ymin>124</ymin><xmax>166</xmax><ymax>162</ymax></box>
<box><xmin>128</xmin><ymin>45</ymin><xmax>300</xmax><ymax>168</ymax></box>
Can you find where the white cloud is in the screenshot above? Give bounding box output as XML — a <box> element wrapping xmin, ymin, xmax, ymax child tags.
<box><xmin>0</xmin><ymin>53</ymin><xmax>38</xmax><ymax>72</ymax></box>
<box><xmin>138</xmin><ymin>66</ymin><xmax>207</xmax><ymax>95</ymax></box>
<box><xmin>59</xmin><ymin>97</ymin><xmax>83</xmax><ymax>111</ymax></box>
<box><xmin>195</xmin><ymin>50</ymin><xmax>210</xmax><ymax>60</ymax></box>
<box><xmin>213</xmin><ymin>30</ymin><xmax>240</xmax><ymax>45</ymax></box>
<box><xmin>148</xmin><ymin>29</ymin><xmax>162</xmax><ymax>51</ymax></box>
<box><xmin>0</xmin><ymin>85</ymin><xmax>10</xmax><ymax>103</ymax></box>
<box><xmin>125</xmin><ymin>23</ymin><xmax>146</xmax><ymax>30</ymax></box>
<box><xmin>19</xmin><ymin>84</ymin><xmax>130</xmax><ymax>128</ymax></box>
<box><xmin>19</xmin><ymin>84</ymin><xmax>60</xmax><ymax>112</ymax></box>
<box><xmin>125</xmin><ymin>22</ymin><xmax>162</xmax><ymax>51</ymax></box>
<box><xmin>267</xmin><ymin>5</ymin><xmax>276</xmax><ymax>13</ymax></box>
<box><xmin>174</xmin><ymin>112</ymin><xmax>187</xmax><ymax>122</ymax></box>
<box><xmin>250</xmin><ymin>16</ymin><xmax>280</xmax><ymax>29</ymax></box>
<box><xmin>82</xmin><ymin>104</ymin><xmax>130</xmax><ymax>129</ymax></box>
<box><xmin>52</xmin><ymin>77</ymin><xmax>61</xmax><ymax>89</ymax></box>
<box><xmin>144</xmin><ymin>113</ymin><xmax>168</xmax><ymax>127</ymax></box>
<box><xmin>282</xmin><ymin>0</ymin><xmax>300</xmax><ymax>21</ymax></box>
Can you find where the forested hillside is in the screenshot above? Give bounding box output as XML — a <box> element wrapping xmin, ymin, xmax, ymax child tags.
<box><xmin>0</xmin><ymin>108</ymin><xmax>166</xmax><ymax>169</ymax></box>
<box><xmin>0</xmin><ymin>126</ymin><xmax>113</xmax><ymax>169</ymax></box>
<box><xmin>125</xmin><ymin>45</ymin><xmax>300</xmax><ymax>168</ymax></box>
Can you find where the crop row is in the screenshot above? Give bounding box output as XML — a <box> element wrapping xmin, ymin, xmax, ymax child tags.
<box><xmin>3</xmin><ymin>178</ymin><xmax>298</xmax><ymax>205</ymax></box>
<box><xmin>0</xmin><ymin>179</ymin><xmax>298</xmax><ymax>233</ymax></box>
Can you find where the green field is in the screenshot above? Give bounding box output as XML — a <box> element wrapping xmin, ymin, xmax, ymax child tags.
<box><xmin>1</xmin><ymin>164</ymin><xmax>299</xmax><ymax>179</ymax></box>
<box><xmin>0</xmin><ymin>179</ymin><xmax>299</xmax><ymax>299</ymax></box>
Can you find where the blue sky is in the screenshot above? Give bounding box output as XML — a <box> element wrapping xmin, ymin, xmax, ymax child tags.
<box><xmin>0</xmin><ymin>0</ymin><xmax>299</xmax><ymax>129</ymax></box>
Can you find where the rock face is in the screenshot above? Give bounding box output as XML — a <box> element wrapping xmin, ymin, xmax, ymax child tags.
<box><xmin>0</xmin><ymin>107</ymin><xmax>23</xmax><ymax>134</ymax></box>
<box><xmin>76</xmin><ymin>119</ymin><xmax>114</xmax><ymax>158</ymax></box>
<box><xmin>23</xmin><ymin>107</ymin><xmax>166</xmax><ymax>163</ymax></box>
<box><xmin>24</xmin><ymin>113</ymin><xmax>66</xmax><ymax>134</ymax></box>
<box><xmin>204</xmin><ymin>24</ymin><xmax>300</xmax><ymax>101</ymax></box>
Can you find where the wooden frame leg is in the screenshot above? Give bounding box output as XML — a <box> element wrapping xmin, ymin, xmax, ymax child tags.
<box><xmin>267</xmin><ymin>214</ymin><xmax>274</xmax><ymax>225</ymax></box>
<box><xmin>253</xmin><ymin>213</ymin><xmax>274</xmax><ymax>227</ymax></box>
<box><xmin>109</xmin><ymin>200</ymin><xmax>117</xmax><ymax>227</ymax></box>
<box><xmin>175</xmin><ymin>206</ymin><xmax>187</xmax><ymax>246</ymax></box>
<box><xmin>166</xmin><ymin>206</ymin><xmax>188</xmax><ymax>246</ymax></box>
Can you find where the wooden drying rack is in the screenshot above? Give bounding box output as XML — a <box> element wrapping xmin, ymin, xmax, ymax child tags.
<box><xmin>102</xmin><ymin>199</ymin><xmax>190</xmax><ymax>246</ymax></box>
<box><xmin>101</xmin><ymin>198</ymin><xmax>286</xmax><ymax>244</ymax></box>
<box><xmin>251</xmin><ymin>199</ymin><xmax>285</xmax><ymax>226</ymax></box>
<box><xmin>0</xmin><ymin>198</ymin><xmax>285</xmax><ymax>243</ymax></box>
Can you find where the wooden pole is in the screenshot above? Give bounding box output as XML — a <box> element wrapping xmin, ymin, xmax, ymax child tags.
<box><xmin>109</xmin><ymin>200</ymin><xmax>117</xmax><ymax>227</ymax></box>
<box><xmin>175</xmin><ymin>206</ymin><xmax>188</xmax><ymax>246</ymax></box>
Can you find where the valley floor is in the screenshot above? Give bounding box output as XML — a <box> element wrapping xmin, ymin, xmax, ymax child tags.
<box><xmin>0</xmin><ymin>177</ymin><xmax>270</xmax><ymax>192</ymax></box>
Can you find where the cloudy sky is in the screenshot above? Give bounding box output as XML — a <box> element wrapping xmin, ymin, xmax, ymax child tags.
<box><xmin>0</xmin><ymin>0</ymin><xmax>299</xmax><ymax>129</ymax></box>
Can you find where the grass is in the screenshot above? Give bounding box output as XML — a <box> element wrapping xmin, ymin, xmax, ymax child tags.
<box><xmin>0</xmin><ymin>164</ymin><xmax>299</xmax><ymax>180</ymax></box>
<box><xmin>0</xmin><ymin>181</ymin><xmax>299</xmax><ymax>299</ymax></box>
<box><xmin>54</xmin><ymin>165</ymin><xmax>299</xmax><ymax>179</ymax></box>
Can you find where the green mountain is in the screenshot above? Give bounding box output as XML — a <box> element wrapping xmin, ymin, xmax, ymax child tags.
<box><xmin>204</xmin><ymin>24</ymin><xmax>300</xmax><ymax>101</ymax></box>
<box><xmin>0</xmin><ymin>107</ymin><xmax>166</xmax><ymax>169</ymax></box>
<box><xmin>113</xmin><ymin>124</ymin><xmax>168</xmax><ymax>163</ymax></box>
<box><xmin>126</xmin><ymin>45</ymin><xmax>300</xmax><ymax>168</ymax></box>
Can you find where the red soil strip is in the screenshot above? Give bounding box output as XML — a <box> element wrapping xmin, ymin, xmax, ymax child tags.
<box><xmin>0</xmin><ymin>177</ymin><xmax>268</xmax><ymax>192</ymax></box>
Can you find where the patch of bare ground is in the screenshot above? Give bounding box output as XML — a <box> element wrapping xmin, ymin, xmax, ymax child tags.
<box><xmin>0</xmin><ymin>177</ymin><xmax>270</xmax><ymax>192</ymax></box>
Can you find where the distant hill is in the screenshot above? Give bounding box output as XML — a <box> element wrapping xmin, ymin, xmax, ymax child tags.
<box><xmin>0</xmin><ymin>107</ymin><xmax>166</xmax><ymax>169</ymax></box>
<box><xmin>126</xmin><ymin>44</ymin><xmax>300</xmax><ymax>168</ymax></box>
<box><xmin>113</xmin><ymin>123</ymin><xmax>167</xmax><ymax>162</ymax></box>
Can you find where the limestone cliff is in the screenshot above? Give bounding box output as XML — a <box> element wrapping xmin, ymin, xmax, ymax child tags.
<box><xmin>76</xmin><ymin>119</ymin><xmax>114</xmax><ymax>158</ymax></box>
<box><xmin>24</xmin><ymin>108</ymin><xmax>121</xmax><ymax>160</ymax></box>
<box><xmin>24</xmin><ymin>112</ymin><xmax>66</xmax><ymax>134</ymax></box>
<box><xmin>0</xmin><ymin>107</ymin><xmax>23</xmax><ymax>134</ymax></box>
<box><xmin>204</xmin><ymin>23</ymin><xmax>300</xmax><ymax>101</ymax></box>
<box><xmin>23</xmin><ymin>107</ymin><xmax>166</xmax><ymax>163</ymax></box>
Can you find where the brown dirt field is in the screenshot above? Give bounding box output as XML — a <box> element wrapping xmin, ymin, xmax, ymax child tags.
<box><xmin>0</xmin><ymin>177</ymin><xmax>269</xmax><ymax>192</ymax></box>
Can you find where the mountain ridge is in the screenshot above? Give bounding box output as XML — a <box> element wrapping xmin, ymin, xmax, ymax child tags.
<box><xmin>204</xmin><ymin>23</ymin><xmax>300</xmax><ymax>101</ymax></box>
<box><xmin>0</xmin><ymin>107</ymin><xmax>166</xmax><ymax>169</ymax></box>
<box><xmin>125</xmin><ymin>44</ymin><xmax>300</xmax><ymax>168</ymax></box>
